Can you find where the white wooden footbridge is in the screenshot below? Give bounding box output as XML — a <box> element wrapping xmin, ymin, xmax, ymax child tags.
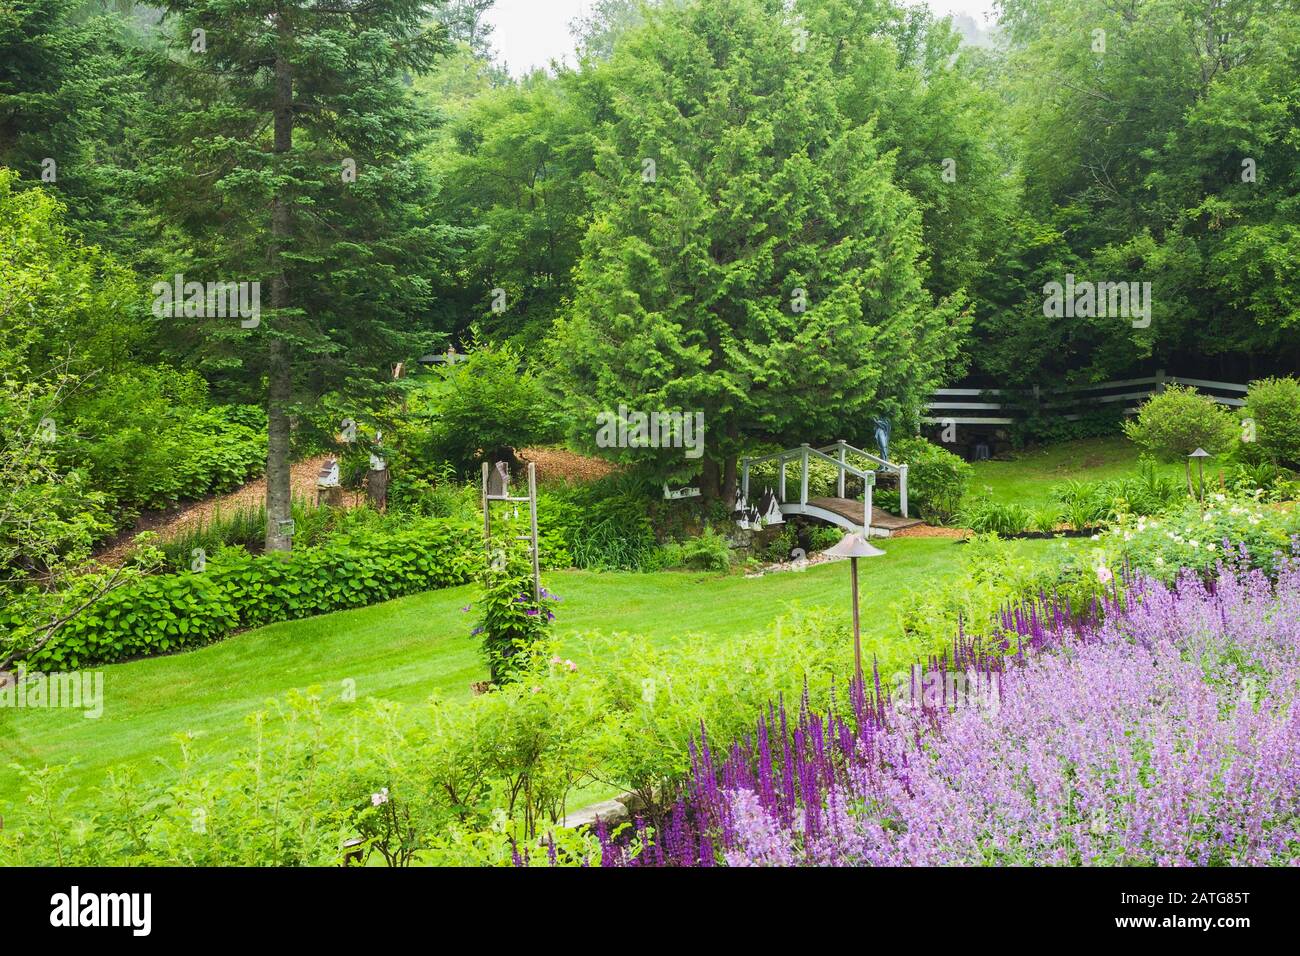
<box><xmin>739</xmin><ymin>440</ymin><xmax>922</xmax><ymax>538</ymax></box>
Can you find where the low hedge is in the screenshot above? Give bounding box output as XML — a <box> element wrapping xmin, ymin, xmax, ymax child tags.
<box><xmin>17</xmin><ymin>518</ymin><xmax>482</xmax><ymax>670</ymax></box>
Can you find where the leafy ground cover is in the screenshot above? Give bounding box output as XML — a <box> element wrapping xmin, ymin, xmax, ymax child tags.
<box><xmin>0</xmin><ymin>537</ymin><xmax>1052</xmax><ymax>809</ymax></box>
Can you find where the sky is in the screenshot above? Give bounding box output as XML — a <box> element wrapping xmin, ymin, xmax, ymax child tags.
<box><xmin>484</xmin><ymin>0</ymin><xmax>1000</xmax><ymax>75</ymax></box>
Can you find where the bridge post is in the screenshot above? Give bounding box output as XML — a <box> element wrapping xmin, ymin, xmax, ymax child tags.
<box><xmin>864</xmin><ymin>471</ymin><xmax>874</xmax><ymax>535</ymax></box>
<box><xmin>837</xmin><ymin>440</ymin><xmax>846</xmax><ymax>499</ymax></box>
<box><xmin>898</xmin><ymin>463</ymin><xmax>908</xmax><ymax>519</ymax></box>
<box><xmin>779</xmin><ymin>456</ymin><xmax>786</xmax><ymax>501</ymax></box>
<box><xmin>800</xmin><ymin>444</ymin><xmax>810</xmax><ymax>506</ymax></box>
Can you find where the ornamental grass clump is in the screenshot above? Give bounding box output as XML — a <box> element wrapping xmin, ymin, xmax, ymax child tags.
<box><xmin>598</xmin><ymin>556</ymin><xmax>1300</xmax><ymax>866</ymax></box>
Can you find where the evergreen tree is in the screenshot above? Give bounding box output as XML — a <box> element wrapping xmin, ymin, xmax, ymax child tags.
<box><xmin>551</xmin><ymin>0</ymin><xmax>966</xmax><ymax>500</ymax></box>
<box><xmin>139</xmin><ymin>0</ymin><xmax>453</xmax><ymax>550</ymax></box>
<box><xmin>0</xmin><ymin>0</ymin><xmax>145</xmax><ymax>243</ymax></box>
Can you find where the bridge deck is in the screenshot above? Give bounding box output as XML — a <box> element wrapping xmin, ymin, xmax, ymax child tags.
<box><xmin>781</xmin><ymin>497</ymin><xmax>924</xmax><ymax>536</ymax></box>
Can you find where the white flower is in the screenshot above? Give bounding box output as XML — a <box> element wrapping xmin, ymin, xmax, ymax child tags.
<box><xmin>1207</xmin><ymin>543</ymin><xmax>1216</xmax><ymax>552</ymax></box>
<box><xmin>1214</xmin><ymin>493</ymin><xmax>1226</xmax><ymax>502</ymax></box>
<box><xmin>371</xmin><ymin>788</ymin><xmax>389</xmax><ymax>807</ymax></box>
<box><xmin>1189</xmin><ymin>540</ymin><xmax>1199</xmax><ymax>549</ymax></box>
<box><xmin>1154</xmin><ymin>556</ymin><xmax>1165</xmax><ymax>566</ymax></box>
<box><xmin>1096</xmin><ymin>566</ymin><xmax>1114</xmax><ymax>585</ymax></box>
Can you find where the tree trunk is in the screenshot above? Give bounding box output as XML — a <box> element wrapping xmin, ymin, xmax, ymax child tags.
<box><xmin>265</xmin><ymin>25</ymin><xmax>295</xmax><ymax>553</ymax></box>
<box><xmin>701</xmin><ymin>456</ymin><xmax>721</xmax><ymax>504</ymax></box>
<box><xmin>721</xmin><ymin>420</ymin><xmax>740</xmax><ymax>505</ymax></box>
<box><xmin>266</xmin><ymin>339</ymin><xmax>293</xmax><ymax>551</ymax></box>
<box><xmin>722</xmin><ymin>455</ymin><xmax>737</xmax><ymax>507</ymax></box>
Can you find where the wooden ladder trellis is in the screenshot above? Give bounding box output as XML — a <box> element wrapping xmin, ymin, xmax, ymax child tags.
<box><xmin>480</xmin><ymin>460</ymin><xmax>541</xmax><ymax>602</ymax></box>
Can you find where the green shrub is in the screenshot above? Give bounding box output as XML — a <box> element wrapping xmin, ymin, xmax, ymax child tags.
<box><xmin>9</xmin><ymin>517</ymin><xmax>483</xmax><ymax>670</ymax></box>
<box><xmin>890</xmin><ymin>436</ymin><xmax>972</xmax><ymax>524</ymax></box>
<box><xmin>1031</xmin><ymin>504</ymin><xmax>1062</xmax><ymax>533</ymax></box>
<box><xmin>1095</xmin><ymin>457</ymin><xmax>1185</xmax><ymax>516</ymax></box>
<box><xmin>1224</xmin><ymin>462</ymin><xmax>1300</xmax><ymax>503</ymax></box>
<box><xmin>1122</xmin><ymin>385</ymin><xmax>1238</xmax><ymax>492</ymax></box>
<box><xmin>416</xmin><ymin>344</ymin><xmax>561</xmax><ymax>474</ymax></box>
<box><xmin>657</xmin><ymin>526</ymin><xmax>732</xmax><ymax>572</ymax></box>
<box><xmin>959</xmin><ymin>494</ymin><xmax>1032</xmax><ymax>535</ymax></box>
<box><xmin>1007</xmin><ymin>402</ymin><xmax>1124</xmax><ymax>448</ymax></box>
<box><xmin>1051</xmin><ymin>479</ymin><xmax>1111</xmax><ymax>531</ymax></box>
<box><xmin>1094</xmin><ymin>496</ymin><xmax>1300</xmax><ymax>585</ymax></box>
<box><xmin>538</xmin><ymin>478</ymin><xmax>656</xmax><ymax>571</ymax></box>
<box><xmin>1243</xmin><ymin>376</ymin><xmax>1300</xmax><ymax>469</ymax></box>
<box><xmin>60</xmin><ymin>367</ymin><xmax>265</xmax><ymax>514</ymax></box>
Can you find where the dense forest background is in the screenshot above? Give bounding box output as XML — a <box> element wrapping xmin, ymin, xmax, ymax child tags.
<box><xmin>2</xmin><ymin>0</ymin><xmax>1298</xmax><ymax>561</ymax></box>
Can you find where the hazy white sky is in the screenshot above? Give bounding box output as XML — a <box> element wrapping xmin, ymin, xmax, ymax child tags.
<box><xmin>485</xmin><ymin>0</ymin><xmax>999</xmax><ymax>75</ymax></box>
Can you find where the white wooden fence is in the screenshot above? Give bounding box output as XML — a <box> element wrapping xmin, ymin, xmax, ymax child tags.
<box><xmin>923</xmin><ymin>371</ymin><xmax>1248</xmax><ymax>426</ymax></box>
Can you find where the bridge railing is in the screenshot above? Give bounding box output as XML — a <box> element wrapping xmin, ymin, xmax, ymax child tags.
<box><xmin>739</xmin><ymin>438</ymin><xmax>909</xmax><ymax>526</ymax></box>
<box><xmin>815</xmin><ymin>440</ymin><xmax>908</xmax><ymax>519</ymax></box>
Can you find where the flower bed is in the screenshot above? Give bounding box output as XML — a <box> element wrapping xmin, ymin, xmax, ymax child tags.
<box><xmin>596</xmin><ymin>559</ymin><xmax>1300</xmax><ymax>866</ymax></box>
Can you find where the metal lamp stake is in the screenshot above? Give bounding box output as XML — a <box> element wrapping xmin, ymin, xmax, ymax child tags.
<box><xmin>822</xmin><ymin>531</ymin><xmax>886</xmax><ymax>683</ymax></box>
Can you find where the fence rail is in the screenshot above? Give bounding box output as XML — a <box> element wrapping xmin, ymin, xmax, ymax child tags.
<box><xmin>923</xmin><ymin>371</ymin><xmax>1248</xmax><ymax>426</ymax></box>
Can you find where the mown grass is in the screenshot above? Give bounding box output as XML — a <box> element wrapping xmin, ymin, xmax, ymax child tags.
<box><xmin>969</xmin><ymin>436</ymin><xmax>1192</xmax><ymax>510</ymax></box>
<box><xmin>0</xmin><ymin>537</ymin><xmax>1054</xmax><ymax>808</ymax></box>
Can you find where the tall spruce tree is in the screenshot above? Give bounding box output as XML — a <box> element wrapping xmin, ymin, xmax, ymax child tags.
<box><xmin>551</xmin><ymin>0</ymin><xmax>966</xmax><ymax>500</ymax></box>
<box><xmin>140</xmin><ymin>0</ymin><xmax>452</xmax><ymax>550</ymax></box>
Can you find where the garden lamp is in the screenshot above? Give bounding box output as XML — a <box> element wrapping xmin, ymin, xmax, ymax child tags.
<box><xmin>1189</xmin><ymin>447</ymin><xmax>1210</xmax><ymax>502</ymax></box>
<box><xmin>822</xmin><ymin>531</ymin><xmax>885</xmax><ymax>683</ymax></box>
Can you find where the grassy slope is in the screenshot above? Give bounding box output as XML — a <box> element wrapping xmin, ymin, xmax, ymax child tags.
<box><xmin>0</xmin><ymin>537</ymin><xmax>1051</xmax><ymax>808</ymax></box>
<box><xmin>969</xmin><ymin>436</ymin><xmax>1189</xmax><ymax>510</ymax></box>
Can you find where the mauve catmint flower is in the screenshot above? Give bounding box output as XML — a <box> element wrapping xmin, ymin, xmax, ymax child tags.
<box><xmin>599</xmin><ymin>551</ymin><xmax>1300</xmax><ymax>867</ymax></box>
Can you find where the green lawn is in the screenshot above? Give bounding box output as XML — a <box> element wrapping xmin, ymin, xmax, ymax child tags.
<box><xmin>969</xmin><ymin>436</ymin><xmax>1188</xmax><ymax>510</ymax></box>
<box><xmin>0</xmin><ymin>536</ymin><xmax>1052</xmax><ymax>809</ymax></box>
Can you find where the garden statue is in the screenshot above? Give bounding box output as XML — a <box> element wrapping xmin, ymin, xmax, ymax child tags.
<box><xmin>872</xmin><ymin>417</ymin><xmax>891</xmax><ymax>462</ymax></box>
<box><xmin>316</xmin><ymin>457</ymin><xmax>342</xmax><ymax>507</ymax></box>
<box><xmin>487</xmin><ymin>461</ymin><xmax>510</xmax><ymax>498</ymax></box>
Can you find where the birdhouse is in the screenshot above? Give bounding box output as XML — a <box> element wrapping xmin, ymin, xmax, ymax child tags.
<box><xmin>317</xmin><ymin>458</ymin><xmax>340</xmax><ymax>488</ymax></box>
<box><xmin>758</xmin><ymin>488</ymin><xmax>783</xmax><ymax>524</ymax></box>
